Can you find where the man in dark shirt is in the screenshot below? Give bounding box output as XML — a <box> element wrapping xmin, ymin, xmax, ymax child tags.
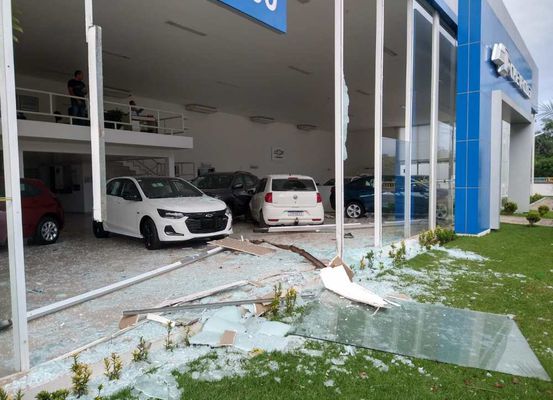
<box><xmin>67</xmin><ymin>70</ymin><xmax>88</xmax><ymax>125</ymax></box>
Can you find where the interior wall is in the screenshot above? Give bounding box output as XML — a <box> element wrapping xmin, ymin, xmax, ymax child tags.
<box><xmin>509</xmin><ymin>122</ymin><xmax>533</xmax><ymax>213</ymax></box>
<box><xmin>15</xmin><ymin>74</ymin><xmax>336</xmax><ymax>184</ymax></box>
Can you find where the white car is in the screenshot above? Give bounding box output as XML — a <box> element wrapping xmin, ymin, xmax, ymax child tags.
<box><xmin>249</xmin><ymin>174</ymin><xmax>324</xmax><ymax>226</ymax></box>
<box><xmin>93</xmin><ymin>176</ymin><xmax>232</xmax><ymax>249</ymax></box>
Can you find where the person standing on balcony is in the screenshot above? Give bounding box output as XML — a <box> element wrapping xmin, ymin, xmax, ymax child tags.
<box><xmin>67</xmin><ymin>70</ymin><xmax>88</xmax><ymax>125</ymax></box>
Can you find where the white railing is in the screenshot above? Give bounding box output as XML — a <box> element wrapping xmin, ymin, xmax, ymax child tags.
<box><xmin>14</xmin><ymin>87</ymin><xmax>189</xmax><ymax>135</ymax></box>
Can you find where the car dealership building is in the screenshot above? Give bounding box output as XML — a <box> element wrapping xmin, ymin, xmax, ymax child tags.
<box><xmin>0</xmin><ymin>0</ymin><xmax>539</xmax><ymax>375</ymax></box>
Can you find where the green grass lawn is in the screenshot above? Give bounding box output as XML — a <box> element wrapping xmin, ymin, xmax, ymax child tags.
<box><xmin>513</xmin><ymin>211</ymin><xmax>553</xmax><ymax>219</ymax></box>
<box><xmin>110</xmin><ymin>224</ymin><xmax>553</xmax><ymax>400</ymax></box>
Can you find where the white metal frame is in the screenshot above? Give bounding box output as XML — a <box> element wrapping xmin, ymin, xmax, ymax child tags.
<box><xmin>428</xmin><ymin>10</ymin><xmax>441</xmax><ymax>230</ymax></box>
<box><xmin>373</xmin><ymin>0</ymin><xmax>385</xmax><ymax>247</ymax></box>
<box><xmin>403</xmin><ymin>0</ymin><xmax>415</xmax><ymax>238</ymax></box>
<box><xmin>85</xmin><ymin>0</ymin><xmax>106</xmax><ymax>223</ymax></box>
<box><xmin>334</xmin><ymin>0</ymin><xmax>345</xmax><ymax>257</ymax></box>
<box><xmin>0</xmin><ymin>0</ymin><xmax>30</xmax><ymax>372</ymax></box>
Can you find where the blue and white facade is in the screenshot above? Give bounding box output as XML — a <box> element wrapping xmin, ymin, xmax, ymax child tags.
<box><xmin>455</xmin><ymin>0</ymin><xmax>538</xmax><ymax>235</ymax></box>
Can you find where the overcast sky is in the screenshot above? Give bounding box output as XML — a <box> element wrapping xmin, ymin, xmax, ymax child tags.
<box><xmin>503</xmin><ymin>0</ymin><xmax>553</xmax><ymax>104</ymax></box>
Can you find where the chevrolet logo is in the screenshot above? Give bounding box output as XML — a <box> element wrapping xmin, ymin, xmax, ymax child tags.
<box><xmin>205</xmin><ymin>213</ymin><xmax>213</xmax><ymax>218</ymax></box>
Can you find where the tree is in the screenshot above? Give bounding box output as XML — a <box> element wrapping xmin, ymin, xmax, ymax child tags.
<box><xmin>540</xmin><ymin>101</ymin><xmax>553</xmax><ymax>121</ymax></box>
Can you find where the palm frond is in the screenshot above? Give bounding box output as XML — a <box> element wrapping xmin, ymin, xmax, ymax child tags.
<box><xmin>539</xmin><ymin>101</ymin><xmax>553</xmax><ymax>121</ymax></box>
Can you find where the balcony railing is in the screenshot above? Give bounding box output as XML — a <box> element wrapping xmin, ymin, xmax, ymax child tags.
<box><xmin>14</xmin><ymin>87</ymin><xmax>189</xmax><ymax>135</ymax></box>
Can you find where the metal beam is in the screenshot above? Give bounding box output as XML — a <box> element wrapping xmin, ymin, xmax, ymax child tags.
<box><xmin>404</xmin><ymin>0</ymin><xmax>415</xmax><ymax>238</ymax></box>
<box><xmin>0</xmin><ymin>0</ymin><xmax>30</xmax><ymax>372</ymax></box>
<box><xmin>429</xmin><ymin>11</ymin><xmax>441</xmax><ymax>230</ymax></box>
<box><xmin>374</xmin><ymin>0</ymin><xmax>385</xmax><ymax>247</ymax></box>
<box><xmin>334</xmin><ymin>0</ymin><xmax>345</xmax><ymax>257</ymax></box>
<box><xmin>85</xmin><ymin>0</ymin><xmax>106</xmax><ymax>223</ymax></box>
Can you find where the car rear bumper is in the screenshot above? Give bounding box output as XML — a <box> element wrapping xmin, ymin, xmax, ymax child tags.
<box><xmin>262</xmin><ymin>204</ymin><xmax>324</xmax><ymax>226</ymax></box>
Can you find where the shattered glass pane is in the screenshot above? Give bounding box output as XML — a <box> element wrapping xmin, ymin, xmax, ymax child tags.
<box><xmin>291</xmin><ymin>294</ymin><xmax>550</xmax><ymax>381</ymax></box>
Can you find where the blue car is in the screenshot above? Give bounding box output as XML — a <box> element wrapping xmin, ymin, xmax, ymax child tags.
<box><xmin>330</xmin><ymin>175</ymin><xmax>447</xmax><ymax>219</ymax></box>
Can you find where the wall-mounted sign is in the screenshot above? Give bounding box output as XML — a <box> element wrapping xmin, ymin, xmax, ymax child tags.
<box><xmin>271</xmin><ymin>147</ymin><xmax>285</xmax><ymax>160</ymax></box>
<box><xmin>216</xmin><ymin>0</ymin><xmax>287</xmax><ymax>33</ymax></box>
<box><xmin>491</xmin><ymin>43</ymin><xmax>532</xmax><ymax>99</ymax></box>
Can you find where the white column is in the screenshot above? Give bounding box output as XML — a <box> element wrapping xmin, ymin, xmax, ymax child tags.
<box><xmin>0</xmin><ymin>0</ymin><xmax>30</xmax><ymax>372</ymax></box>
<box><xmin>168</xmin><ymin>153</ymin><xmax>176</xmax><ymax>177</ymax></box>
<box><xmin>334</xmin><ymin>0</ymin><xmax>345</xmax><ymax>258</ymax></box>
<box><xmin>373</xmin><ymin>0</ymin><xmax>385</xmax><ymax>247</ymax></box>
<box><xmin>428</xmin><ymin>11</ymin><xmax>440</xmax><ymax>230</ymax></box>
<box><xmin>403</xmin><ymin>0</ymin><xmax>414</xmax><ymax>238</ymax></box>
<box><xmin>85</xmin><ymin>0</ymin><xmax>106</xmax><ymax>223</ymax></box>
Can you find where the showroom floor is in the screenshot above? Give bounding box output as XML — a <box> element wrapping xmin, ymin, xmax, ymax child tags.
<box><xmin>1</xmin><ymin>212</ymin><xmax>397</xmax><ymax>373</ymax></box>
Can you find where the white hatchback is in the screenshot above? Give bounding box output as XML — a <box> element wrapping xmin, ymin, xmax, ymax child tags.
<box><xmin>93</xmin><ymin>176</ymin><xmax>232</xmax><ymax>249</ymax></box>
<box><xmin>249</xmin><ymin>174</ymin><xmax>324</xmax><ymax>226</ymax></box>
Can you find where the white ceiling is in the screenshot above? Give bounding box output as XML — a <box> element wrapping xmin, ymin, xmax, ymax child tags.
<box><xmin>14</xmin><ymin>0</ymin><xmax>413</xmax><ymax>132</ymax></box>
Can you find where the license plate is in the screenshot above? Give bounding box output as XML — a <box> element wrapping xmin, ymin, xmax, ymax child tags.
<box><xmin>288</xmin><ymin>211</ymin><xmax>304</xmax><ymax>216</ymax></box>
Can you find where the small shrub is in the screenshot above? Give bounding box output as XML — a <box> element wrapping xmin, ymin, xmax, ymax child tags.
<box><xmin>94</xmin><ymin>385</ymin><xmax>104</xmax><ymax>400</ymax></box>
<box><xmin>358</xmin><ymin>257</ymin><xmax>366</xmax><ymax>270</ymax></box>
<box><xmin>365</xmin><ymin>250</ymin><xmax>375</xmax><ymax>269</ymax></box>
<box><xmin>132</xmin><ymin>337</ymin><xmax>150</xmax><ymax>362</ymax></box>
<box><xmin>284</xmin><ymin>287</ymin><xmax>297</xmax><ymax>316</ymax></box>
<box><xmin>434</xmin><ymin>226</ymin><xmax>456</xmax><ymax>245</ymax></box>
<box><xmin>183</xmin><ymin>327</ymin><xmax>191</xmax><ymax>347</ymax></box>
<box><xmin>530</xmin><ymin>193</ymin><xmax>544</xmax><ymax>203</ymax></box>
<box><xmin>0</xmin><ymin>388</ymin><xmax>9</xmax><ymax>400</ymax></box>
<box><xmin>103</xmin><ymin>352</ymin><xmax>123</xmax><ymax>381</ymax></box>
<box><xmin>502</xmin><ymin>201</ymin><xmax>518</xmax><ymax>215</ymax></box>
<box><xmin>165</xmin><ymin>322</ymin><xmax>176</xmax><ymax>352</ymax></box>
<box><xmin>526</xmin><ymin>210</ymin><xmax>541</xmax><ymax>227</ymax></box>
<box><xmin>389</xmin><ymin>241</ymin><xmax>407</xmax><ymax>266</ymax></box>
<box><xmin>269</xmin><ymin>283</ymin><xmax>283</xmax><ymax>319</ymax></box>
<box><xmin>36</xmin><ymin>390</ymin><xmax>69</xmax><ymax>400</ymax></box>
<box><xmin>70</xmin><ymin>355</ymin><xmax>92</xmax><ymax>398</ymax></box>
<box><xmin>418</xmin><ymin>230</ymin><xmax>438</xmax><ymax>250</ymax></box>
<box><xmin>538</xmin><ymin>205</ymin><xmax>550</xmax><ymax>217</ymax></box>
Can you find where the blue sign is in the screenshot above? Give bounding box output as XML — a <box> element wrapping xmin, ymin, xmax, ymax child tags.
<box><xmin>217</xmin><ymin>0</ymin><xmax>287</xmax><ymax>33</ymax></box>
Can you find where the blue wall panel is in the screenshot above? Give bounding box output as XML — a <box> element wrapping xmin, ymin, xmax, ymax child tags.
<box><xmin>455</xmin><ymin>0</ymin><xmax>535</xmax><ymax>235</ymax></box>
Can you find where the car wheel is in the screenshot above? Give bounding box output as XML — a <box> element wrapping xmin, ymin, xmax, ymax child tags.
<box><xmin>142</xmin><ymin>218</ymin><xmax>162</xmax><ymax>250</ymax></box>
<box><xmin>345</xmin><ymin>201</ymin><xmax>365</xmax><ymax>219</ymax></box>
<box><xmin>92</xmin><ymin>220</ymin><xmax>110</xmax><ymax>238</ymax></box>
<box><xmin>35</xmin><ymin>216</ymin><xmax>60</xmax><ymax>245</ymax></box>
<box><xmin>258</xmin><ymin>211</ymin><xmax>268</xmax><ymax>228</ymax></box>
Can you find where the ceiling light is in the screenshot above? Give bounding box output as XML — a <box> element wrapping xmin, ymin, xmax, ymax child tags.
<box><xmin>102</xmin><ymin>50</ymin><xmax>130</xmax><ymax>60</ymax></box>
<box><xmin>216</xmin><ymin>80</ymin><xmax>240</xmax><ymax>88</ymax></box>
<box><xmin>250</xmin><ymin>116</ymin><xmax>275</xmax><ymax>124</ymax></box>
<box><xmin>384</xmin><ymin>46</ymin><xmax>398</xmax><ymax>57</ymax></box>
<box><xmin>185</xmin><ymin>104</ymin><xmax>217</xmax><ymax>114</ymax></box>
<box><xmin>288</xmin><ymin>65</ymin><xmax>312</xmax><ymax>75</ymax></box>
<box><xmin>297</xmin><ymin>0</ymin><xmax>310</xmax><ymax>3</ymax></box>
<box><xmin>297</xmin><ymin>124</ymin><xmax>317</xmax><ymax>131</ymax></box>
<box><xmin>165</xmin><ymin>21</ymin><xmax>207</xmax><ymax>37</ymax></box>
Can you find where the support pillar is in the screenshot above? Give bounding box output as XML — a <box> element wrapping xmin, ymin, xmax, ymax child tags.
<box><xmin>428</xmin><ymin>11</ymin><xmax>440</xmax><ymax>230</ymax></box>
<box><xmin>374</xmin><ymin>0</ymin><xmax>385</xmax><ymax>247</ymax></box>
<box><xmin>334</xmin><ymin>0</ymin><xmax>345</xmax><ymax>257</ymax></box>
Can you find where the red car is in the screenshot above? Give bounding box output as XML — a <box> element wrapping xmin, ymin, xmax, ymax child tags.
<box><xmin>0</xmin><ymin>178</ymin><xmax>64</xmax><ymax>245</ymax></box>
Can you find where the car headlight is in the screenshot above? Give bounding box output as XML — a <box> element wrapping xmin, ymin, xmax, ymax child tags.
<box><xmin>225</xmin><ymin>207</ymin><xmax>232</xmax><ymax>217</ymax></box>
<box><xmin>158</xmin><ymin>209</ymin><xmax>186</xmax><ymax>219</ymax></box>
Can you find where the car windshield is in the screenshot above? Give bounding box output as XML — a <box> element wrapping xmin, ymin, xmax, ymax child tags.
<box><xmin>272</xmin><ymin>178</ymin><xmax>316</xmax><ymax>192</ymax></box>
<box><xmin>136</xmin><ymin>178</ymin><xmax>202</xmax><ymax>199</ymax></box>
<box><xmin>193</xmin><ymin>174</ymin><xmax>234</xmax><ymax>190</ymax></box>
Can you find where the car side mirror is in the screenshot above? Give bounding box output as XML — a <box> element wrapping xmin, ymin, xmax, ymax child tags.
<box><xmin>123</xmin><ymin>193</ymin><xmax>141</xmax><ymax>201</ymax></box>
<box><xmin>232</xmin><ymin>183</ymin><xmax>244</xmax><ymax>190</ymax></box>
<box><xmin>247</xmin><ymin>188</ymin><xmax>256</xmax><ymax>195</ymax></box>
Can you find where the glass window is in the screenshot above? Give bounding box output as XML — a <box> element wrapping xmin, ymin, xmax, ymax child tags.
<box><xmin>256</xmin><ymin>178</ymin><xmax>267</xmax><ymax>193</ymax></box>
<box><xmin>121</xmin><ymin>180</ymin><xmax>141</xmax><ymax>200</ymax></box>
<box><xmin>243</xmin><ymin>174</ymin><xmax>257</xmax><ymax>189</ymax></box>
<box><xmin>106</xmin><ymin>179</ymin><xmax>124</xmax><ymax>197</ymax></box>
<box><xmin>136</xmin><ymin>177</ymin><xmax>202</xmax><ymax>199</ymax></box>
<box><xmin>20</xmin><ymin>182</ymin><xmax>41</xmax><ymax>198</ymax></box>
<box><xmin>193</xmin><ymin>174</ymin><xmax>234</xmax><ymax>190</ymax></box>
<box><xmin>271</xmin><ymin>178</ymin><xmax>316</xmax><ymax>192</ymax></box>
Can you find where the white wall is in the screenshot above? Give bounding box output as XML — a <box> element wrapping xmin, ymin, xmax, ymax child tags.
<box><xmin>532</xmin><ymin>183</ymin><xmax>553</xmax><ymax>197</ymax></box>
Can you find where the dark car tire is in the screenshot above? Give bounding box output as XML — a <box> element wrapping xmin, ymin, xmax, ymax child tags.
<box><xmin>93</xmin><ymin>221</ymin><xmax>110</xmax><ymax>238</ymax></box>
<box><xmin>345</xmin><ymin>201</ymin><xmax>365</xmax><ymax>219</ymax></box>
<box><xmin>258</xmin><ymin>211</ymin><xmax>268</xmax><ymax>228</ymax></box>
<box><xmin>34</xmin><ymin>216</ymin><xmax>60</xmax><ymax>245</ymax></box>
<box><xmin>142</xmin><ymin>218</ymin><xmax>162</xmax><ymax>250</ymax></box>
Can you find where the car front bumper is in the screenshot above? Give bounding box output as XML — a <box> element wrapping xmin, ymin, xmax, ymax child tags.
<box><xmin>155</xmin><ymin>211</ymin><xmax>233</xmax><ymax>242</ymax></box>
